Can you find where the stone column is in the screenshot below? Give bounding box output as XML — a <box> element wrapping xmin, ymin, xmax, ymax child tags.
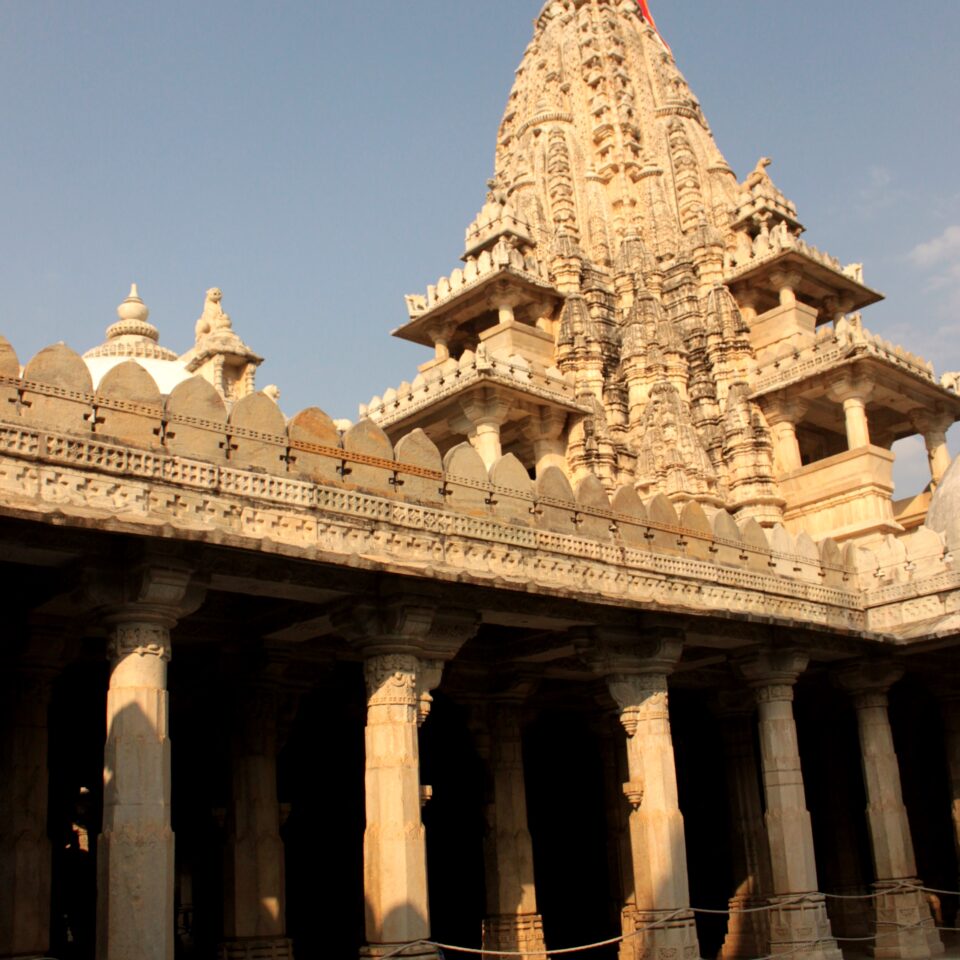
<box><xmin>220</xmin><ymin>681</ymin><xmax>294</xmax><ymax>960</ymax></box>
<box><xmin>770</xmin><ymin>270</ymin><xmax>803</xmax><ymax>309</ymax></box>
<box><xmin>940</xmin><ymin>695</ymin><xmax>960</xmax><ymax>890</ymax></box>
<box><xmin>456</xmin><ymin>392</ymin><xmax>512</xmax><ymax>469</ymax></box>
<box><xmin>909</xmin><ymin>411</ymin><xmax>954</xmax><ymax>489</ymax></box>
<box><xmin>0</xmin><ymin>654</ymin><xmax>56</xmax><ymax>960</ymax></box>
<box><xmin>713</xmin><ymin>696</ymin><xmax>773</xmax><ymax>960</ymax></box>
<box><xmin>362</xmin><ymin>653</ymin><xmax>442</xmax><ymax>960</ymax></box>
<box><xmin>343</xmin><ymin>599</ymin><xmax>477</xmax><ymax>960</ymax></box>
<box><xmin>765</xmin><ymin>399</ymin><xmax>808</xmax><ymax>474</ymax></box>
<box><xmin>827</xmin><ymin>377</ymin><xmax>874</xmax><ymax>450</ymax></box>
<box><xmin>95</xmin><ymin>563</ymin><xmax>199</xmax><ymax>960</ymax></box>
<box><xmin>836</xmin><ymin>663</ymin><xmax>943</xmax><ymax>959</ymax></box>
<box><xmin>736</xmin><ymin>648</ymin><xmax>842</xmax><ymax>960</ymax></box>
<box><xmin>480</xmin><ymin>701</ymin><xmax>546</xmax><ymax>960</ymax></box>
<box><xmin>525</xmin><ymin>407</ymin><xmax>569</xmax><ymax>478</ymax></box>
<box><xmin>587</xmin><ymin>632</ymin><xmax>700</xmax><ymax>960</ymax></box>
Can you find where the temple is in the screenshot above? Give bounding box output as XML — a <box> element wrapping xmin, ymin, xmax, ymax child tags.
<box><xmin>2</xmin><ymin>3</ymin><xmax>960</xmax><ymax>960</ymax></box>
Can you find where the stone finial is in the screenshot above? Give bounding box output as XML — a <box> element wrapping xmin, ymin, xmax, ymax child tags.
<box><xmin>106</xmin><ymin>284</ymin><xmax>159</xmax><ymax>343</ymax></box>
<box><xmin>84</xmin><ymin>284</ymin><xmax>178</xmax><ymax>361</ymax></box>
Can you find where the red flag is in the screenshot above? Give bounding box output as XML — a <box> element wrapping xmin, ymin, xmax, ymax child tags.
<box><xmin>636</xmin><ymin>0</ymin><xmax>672</xmax><ymax>55</ymax></box>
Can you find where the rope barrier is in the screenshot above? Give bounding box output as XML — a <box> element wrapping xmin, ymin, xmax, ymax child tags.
<box><xmin>376</xmin><ymin>880</ymin><xmax>960</xmax><ymax>960</ymax></box>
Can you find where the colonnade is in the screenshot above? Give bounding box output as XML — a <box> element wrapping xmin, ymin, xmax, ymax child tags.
<box><xmin>0</xmin><ymin>577</ymin><xmax>957</xmax><ymax>960</ymax></box>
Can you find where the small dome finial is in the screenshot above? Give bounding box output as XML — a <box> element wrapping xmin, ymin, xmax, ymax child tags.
<box><xmin>107</xmin><ymin>283</ymin><xmax>158</xmax><ymax>342</ymax></box>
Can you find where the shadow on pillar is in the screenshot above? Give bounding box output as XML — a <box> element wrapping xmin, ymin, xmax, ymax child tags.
<box><xmin>48</xmin><ymin>658</ymin><xmax>107</xmax><ymax>960</ymax></box>
<box><xmin>891</xmin><ymin>677</ymin><xmax>959</xmax><ymax>927</ymax></box>
<box><xmin>420</xmin><ymin>691</ymin><xmax>486</xmax><ymax>958</ymax></box>
<box><xmin>280</xmin><ymin>663</ymin><xmax>366</xmax><ymax>959</ymax></box>
<box><xmin>524</xmin><ymin>708</ymin><xmax>618</xmax><ymax>960</ymax></box>
<box><xmin>671</xmin><ymin>690</ymin><xmax>733</xmax><ymax>958</ymax></box>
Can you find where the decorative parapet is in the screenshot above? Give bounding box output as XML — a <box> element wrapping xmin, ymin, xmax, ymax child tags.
<box><xmin>750</xmin><ymin>319</ymin><xmax>937</xmax><ymax>398</ymax></box>
<box><xmin>403</xmin><ymin>236</ymin><xmax>550</xmax><ymax>322</ymax></box>
<box><xmin>725</xmin><ymin>221</ymin><xmax>872</xmax><ymax>290</ymax></box>
<box><xmin>0</xmin><ymin>332</ymin><xmax>956</xmax><ymax>642</ymax></box>
<box><xmin>360</xmin><ymin>348</ymin><xmax>581</xmax><ymax>429</ymax></box>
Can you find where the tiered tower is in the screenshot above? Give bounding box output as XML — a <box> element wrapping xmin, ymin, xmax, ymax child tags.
<box><xmin>364</xmin><ymin>0</ymin><xmax>959</xmax><ymax>542</ymax></box>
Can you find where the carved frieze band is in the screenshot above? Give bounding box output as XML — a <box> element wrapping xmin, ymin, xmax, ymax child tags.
<box><xmin>0</xmin><ymin>423</ymin><xmax>917</xmax><ymax>635</ymax></box>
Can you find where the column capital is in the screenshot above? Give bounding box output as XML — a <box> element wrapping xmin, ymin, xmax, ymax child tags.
<box><xmin>578</xmin><ymin>625</ymin><xmax>685</xmax><ymax>679</ymax></box>
<box><xmin>735</xmin><ymin>646</ymin><xmax>809</xmax><ymax>696</ymax></box>
<box><xmin>907</xmin><ymin>407</ymin><xmax>954</xmax><ymax>438</ymax></box>
<box><xmin>335</xmin><ymin>592</ymin><xmax>479</xmax><ymax>661</ymax></box>
<box><xmin>825</xmin><ymin>371</ymin><xmax>875</xmax><ymax>405</ymax></box>
<box><xmin>363</xmin><ymin>652</ymin><xmax>446</xmax><ymax>725</ymax></box>
<box><xmin>87</xmin><ymin>560</ymin><xmax>203</xmax><ymax>630</ymax></box>
<box><xmin>762</xmin><ymin>395</ymin><xmax>809</xmax><ymax>427</ymax></box>
<box><xmin>833</xmin><ymin>660</ymin><xmax>903</xmax><ymax>708</ymax></box>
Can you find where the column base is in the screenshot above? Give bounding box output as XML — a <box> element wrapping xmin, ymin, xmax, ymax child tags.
<box><xmin>619</xmin><ymin>907</ymin><xmax>700</xmax><ymax>960</ymax></box>
<box><xmin>767</xmin><ymin>895</ymin><xmax>842</xmax><ymax>960</ymax></box>
<box><xmin>218</xmin><ymin>937</ymin><xmax>295</xmax><ymax>960</ymax></box>
<box><xmin>720</xmin><ymin>896</ymin><xmax>770</xmax><ymax>960</ymax></box>
<box><xmin>482</xmin><ymin>913</ymin><xmax>547</xmax><ymax>959</ymax></box>
<box><xmin>870</xmin><ymin>882</ymin><xmax>944</xmax><ymax>960</ymax></box>
<box><xmin>361</xmin><ymin>944</ymin><xmax>437</xmax><ymax>960</ymax></box>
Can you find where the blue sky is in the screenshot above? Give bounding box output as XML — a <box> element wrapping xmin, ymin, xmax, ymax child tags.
<box><xmin>1</xmin><ymin>1</ymin><xmax>958</xmax><ymax>495</ymax></box>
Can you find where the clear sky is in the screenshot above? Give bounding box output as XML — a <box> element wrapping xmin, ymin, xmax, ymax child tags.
<box><xmin>1</xmin><ymin>1</ymin><xmax>958</xmax><ymax>495</ymax></box>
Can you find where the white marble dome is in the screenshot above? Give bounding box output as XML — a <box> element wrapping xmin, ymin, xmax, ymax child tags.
<box><xmin>82</xmin><ymin>284</ymin><xmax>192</xmax><ymax>394</ymax></box>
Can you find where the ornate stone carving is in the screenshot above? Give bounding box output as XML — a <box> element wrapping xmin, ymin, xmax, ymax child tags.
<box><xmin>107</xmin><ymin>622</ymin><xmax>171</xmax><ymax>662</ymax></box>
<box><xmin>364</xmin><ymin>654</ymin><xmax>419</xmax><ymax>708</ymax></box>
<box><xmin>195</xmin><ymin>287</ymin><xmax>233</xmax><ymax>341</ymax></box>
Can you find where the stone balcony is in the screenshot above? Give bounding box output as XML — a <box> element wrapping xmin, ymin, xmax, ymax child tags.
<box><xmin>779</xmin><ymin>445</ymin><xmax>900</xmax><ymax>543</ymax></box>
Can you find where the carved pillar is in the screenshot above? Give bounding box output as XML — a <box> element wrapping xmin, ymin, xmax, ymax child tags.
<box><xmin>827</xmin><ymin>376</ymin><xmax>874</xmax><ymax>450</ymax></box>
<box><xmin>478</xmin><ymin>700</ymin><xmax>546</xmax><ymax>960</ymax></box>
<box><xmin>343</xmin><ymin>599</ymin><xmax>477</xmax><ymax>960</ymax></box>
<box><xmin>95</xmin><ymin>563</ymin><xmax>199</xmax><ymax>960</ymax></box>
<box><xmin>713</xmin><ymin>696</ymin><xmax>772</xmax><ymax>960</ymax></box>
<box><xmin>736</xmin><ymin>648</ymin><xmax>842</xmax><ymax>960</ymax></box>
<box><xmin>764</xmin><ymin>399</ymin><xmax>807</xmax><ymax>474</ymax></box>
<box><xmin>455</xmin><ymin>392</ymin><xmax>513</xmax><ymax>469</ymax></box>
<box><xmin>0</xmin><ymin>643</ymin><xmax>58</xmax><ymax>960</ymax></box>
<box><xmin>587</xmin><ymin>632</ymin><xmax>700</xmax><ymax>960</ymax></box>
<box><xmin>940</xmin><ymin>695</ymin><xmax>960</xmax><ymax>890</ymax></box>
<box><xmin>909</xmin><ymin>411</ymin><xmax>954</xmax><ymax>489</ymax></box>
<box><xmin>219</xmin><ymin>674</ymin><xmax>294</xmax><ymax>960</ymax></box>
<box><xmin>770</xmin><ymin>270</ymin><xmax>803</xmax><ymax>309</ymax></box>
<box><xmin>525</xmin><ymin>407</ymin><xmax>569</xmax><ymax>478</ymax></box>
<box><xmin>835</xmin><ymin>664</ymin><xmax>943</xmax><ymax>959</ymax></box>
<box><xmin>362</xmin><ymin>653</ymin><xmax>442</xmax><ymax>960</ymax></box>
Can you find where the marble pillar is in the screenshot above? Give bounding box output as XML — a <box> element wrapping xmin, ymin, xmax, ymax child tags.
<box><xmin>596</xmin><ymin>635</ymin><xmax>699</xmax><ymax>960</ymax></box>
<box><xmin>836</xmin><ymin>664</ymin><xmax>943</xmax><ymax>959</ymax></box>
<box><xmin>95</xmin><ymin>564</ymin><xmax>197</xmax><ymax>960</ymax></box>
<box><xmin>737</xmin><ymin>648</ymin><xmax>842</xmax><ymax>960</ymax></box>
<box><xmin>220</xmin><ymin>685</ymin><xmax>294</xmax><ymax>960</ymax></box>
<box><xmin>339</xmin><ymin>597</ymin><xmax>476</xmax><ymax>960</ymax></box>
<box><xmin>941</xmin><ymin>696</ymin><xmax>960</xmax><ymax>890</ymax></box>
<box><xmin>0</xmin><ymin>664</ymin><xmax>54</xmax><ymax>960</ymax></box>
<box><xmin>480</xmin><ymin>702</ymin><xmax>546</xmax><ymax>960</ymax></box>
<box><xmin>361</xmin><ymin>653</ymin><xmax>443</xmax><ymax>960</ymax></box>
<box><xmin>714</xmin><ymin>699</ymin><xmax>773</xmax><ymax>960</ymax></box>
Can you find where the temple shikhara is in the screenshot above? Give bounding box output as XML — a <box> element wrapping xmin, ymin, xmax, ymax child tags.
<box><xmin>4</xmin><ymin>3</ymin><xmax>960</xmax><ymax>960</ymax></box>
